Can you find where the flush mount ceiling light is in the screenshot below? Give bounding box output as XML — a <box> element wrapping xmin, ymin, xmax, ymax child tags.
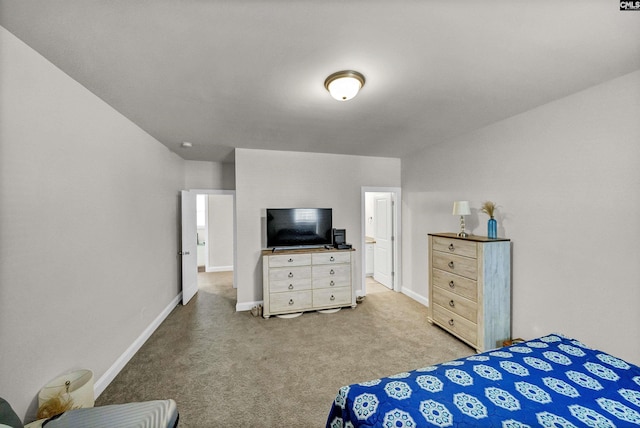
<box><xmin>324</xmin><ymin>70</ymin><xmax>365</xmax><ymax>101</ymax></box>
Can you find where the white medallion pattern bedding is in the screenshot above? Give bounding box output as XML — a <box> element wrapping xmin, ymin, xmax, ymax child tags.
<box><xmin>326</xmin><ymin>334</ymin><xmax>640</xmax><ymax>427</ymax></box>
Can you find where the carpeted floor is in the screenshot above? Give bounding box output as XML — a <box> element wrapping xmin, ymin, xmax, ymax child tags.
<box><xmin>96</xmin><ymin>273</ymin><xmax>474</xmax><ymax>427</ymax></box>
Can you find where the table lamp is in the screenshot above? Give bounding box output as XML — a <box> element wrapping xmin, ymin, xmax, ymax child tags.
<box><xmin>452</xmin><ymin>201</ymin><xmax>471</xmax><ymax>237</ymax></box>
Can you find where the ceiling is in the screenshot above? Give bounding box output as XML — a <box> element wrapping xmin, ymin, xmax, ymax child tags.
<box><xmin>1</xmin><ymin>1</ymin><xmax>639</xmax><ymax>163</ymax></box>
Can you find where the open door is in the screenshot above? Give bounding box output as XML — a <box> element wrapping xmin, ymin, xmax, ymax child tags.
<box><xmin>373</xmin><ymin>193</ymin><xmax>393</xmax><ymax>289</ymax></box>
<box><xmin>181</xmin><ymin>190</ymin><xmax>198</xmax><ymax>305</ymax></box>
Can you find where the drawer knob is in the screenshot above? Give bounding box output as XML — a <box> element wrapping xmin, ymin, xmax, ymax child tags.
<box><xmin>330</xmin><ymin>280</ymin><xmax>335</xmax><ymax>286</ymax></box>
<box><xmin>448</xmin><ymin>261</ymin><xmax>454</xmax><ymax>269</ymax></box>
<box><xmin>330</xmin><ymin>269</ymin><xmax>335</xmax><ymax>275</ymax></box>
<box><xmin>448</xmin><ymin>243</ymin><xmax>454</xmax><ymax>251</ymax></box>
<box><xmin>449</xmin><ymin>300</ymin><xmax>455</xmax><ymax>307</ymax></box>
<box><xmin>330</xmin><ymin>295</ymin><xmax>335</xmax><ymax>301</ymax></box>
<box><xmin>288</xmin><ymin>258</ymin><xmax>293</xmax><ymax>262</ymax></box>
<box><xmin>330</xmin><ymin>256</ymin><xmax>335</xmax><ymax>261</ymax></box>
<box><xmin>288</xmin><ymin>272</ymin><xmax>294</xmax><ymax>278</ymax></box>
<box><xmin>288</xmin><ymin>284</ymin><xmax>294</xmax><ymax>290</ymax></box>
<box><xmin>288</xmin><ymin>299</ymin><xmax>294</xmax><ymax>305</ymax></box>
<box><xmin>449</xmin><ymin>280</ymin><xmax>455</xmax><ymax>288</ymax></box>
<box><xmin>448</xmin><ymin>319</ymin><xmax>455</xmax><ymax>326</ymax></box>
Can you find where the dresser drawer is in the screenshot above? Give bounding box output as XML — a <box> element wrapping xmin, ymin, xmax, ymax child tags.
<box><xmin>270</xmin><ymin>278</ymin><xmax>312</xmax><ymax>293</ymax></box>
<box><xmin>432</xmin><ymin>269</ymin><xmax>477</xmax><ymax>302</ymax></box>
<box><xmin>268</xmin><ymin>253</ymin><xmax>312</xmax><ymax>268</ymax></box>
<box><xmin>270</xmin><ymin>290</ymin><xmax>312</xmax><ymax>312</ymax></box>
<box><xmin>432</xmin><ymin>305</ymin><xmax>478</xmax><ymax>346</ymax></box>
<box><xmin>313</xmin><ymin>287</ymin><xmax>351</xmax><ymax>308</ymax></box>
<box><xmin>432</xmin><ymin>252</ymin><xmax>477</xmax><ymax>280</ymax></box>
<box><xmin>312</xmin><ymin>264</ymin><xmax>351</xmax><ymax>287</ymax></box>
<box><xmin>312</xmin><ymin>252</ymin><xmax>351</xmax><ymax>265</ymax></box>
<box><xmin>269</xmin><ymin>266</ymin><xmax>311</xmax><ymax>282</ymax></box>
<box><xmin>432</xmin><ymin>287</ymin><xmax>477</xmax><ymax>323</ymax></box>
<box><xmin>432</xmin><ymin>236</ymin><xmax>477</xmax><ymax>258</ymax></box>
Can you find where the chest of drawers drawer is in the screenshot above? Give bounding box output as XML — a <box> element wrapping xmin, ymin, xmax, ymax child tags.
<box><xmin>431</xmin><ymin>269</ymin><xmax>477</xmax><ymax>302</ymax></box>
<box><xmin>269</xmin><ymin>290</ymin><xmax>312</xmax><ymax>313</ymax></box>
<box><xmin>432</xmin><ymin>251</ymin><xmax>477</xmax><ymax>280</ymax></box>
<box><xmin>431</xmin><ymin>305</ymin><xmax>477</xmax><ymax>346</ymax></box>
<box><xmin>312</xmin><ymin>264</ymin><xmax>351</xmax><ymax>288</ymax></box>
<box><xmin>312</xmin><ymin>252</ymin><xmax>351</xmax><ymax>265</ymax></box>
<box><xmin>269</xmin><ymin>266</ymin><xmax>311</xmax><ymax>282</ymax></box>
<box><xmin>313</xmin><ymin>287</ymin><xmax>352</xmax><ymax>308</ymax></box>
<box><xmin>432</xmin><ymin>286</ymin><xmax>477</xmax><ymax>323</ymax></box>
<box><xmin>432</xmin><ymin>236</ymin><xmax>477</xmax><ymax>258</ymax></box>
<box><xmin>268</xmin><ymin>253</ymin><xmax>312</xmax><ymax>267</ymax></box>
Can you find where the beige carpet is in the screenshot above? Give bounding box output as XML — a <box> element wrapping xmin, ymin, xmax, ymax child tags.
<box><xmin>96</xmin><ymin>272</ymin><xmax>474</xmax><ymax>427</ymax></box>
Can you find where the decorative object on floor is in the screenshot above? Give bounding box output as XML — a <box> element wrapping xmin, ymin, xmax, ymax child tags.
<box><xmin>324</xmin><ymin>70</ymin><xmax>365</xmax><ymax>101</ymax></box>
<box><xmin>38</xmin><ymin>369</ymin><xmax>94</xmax><ymax>419</ymax></box>
<box><xmin>452</xmin><ymin>201</ymin><xmax>471</xmax><ymax>237</ymax></box>
<box><xmin>481</xmin><ymin>200</ymin><xmax>498</xmax><ymax>239</ymax></box>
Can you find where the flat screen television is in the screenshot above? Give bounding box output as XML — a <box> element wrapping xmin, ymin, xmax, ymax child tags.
<box><xmin>266</xmin><ymin>208</ymin><xmax>333</xmax><ymax>248</ymax></box>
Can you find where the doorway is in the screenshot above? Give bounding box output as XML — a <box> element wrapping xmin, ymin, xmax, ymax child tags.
<box><xmin>361</xmin><ymin>187</ymin><xmax>401</xmax><ymax>296</ymax></box>
<box><xmin>181</xmin><ymin>189</ymin><xmax>237</xmax><ymax>306</ymax></box>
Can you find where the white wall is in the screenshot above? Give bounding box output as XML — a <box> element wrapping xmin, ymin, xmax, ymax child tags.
<box><xmin>207</xmin><ymin>194</ymin><xmax>234</xmax><ymax>270</ymax></box>
<box><xmin>0</xmin><ymin>26</ymin><xmax>185</xmax><ymax>420</ymax></box>
<box><xmin>184</xmin><ymin>160</ymin><xmax>235</xmax><ymax>190</ymax></box>
<box><xmin>402</xmin><ymin>70</ymin><xmax>640</xmax><ymax>364</ymax></box>
<box><xmin>235</xmin><ymin>148</ymin><xmax>401</xmax><ymax>308</ymax></box>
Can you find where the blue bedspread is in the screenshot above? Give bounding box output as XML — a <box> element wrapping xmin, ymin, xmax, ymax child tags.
<box><xmin>326</xmin><ymin>334</ymin><xmax>640</xmax><ymax>427</ymax></box>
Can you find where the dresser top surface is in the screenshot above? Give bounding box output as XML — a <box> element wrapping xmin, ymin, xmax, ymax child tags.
<box><xmin>262</xmin><ymin>247</ymin><xmax>355</xmax><ymax>256</ymax></box>
<box><xmin>429</xmin><ymin>232</ymin><xmax>510</xmax><ymax>242</ymax></box>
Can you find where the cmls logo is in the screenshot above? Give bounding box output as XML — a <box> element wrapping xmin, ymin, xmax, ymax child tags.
<box><xmin>620</xmin><ymin>1</ymin><xmax>640</xmax><ymax>10</ymax></box>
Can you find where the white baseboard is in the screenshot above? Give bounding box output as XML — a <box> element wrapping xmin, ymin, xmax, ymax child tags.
<box><xmin>401</xmin><ymin>288</ymin><xmax>429</xmax><ymax>307</ymax></box>
<box><xmin>236</xmin><ymin>300</ymin><xmax>263</xmax><ymax>312</ymax></box>
<box><xmin>94</xmin><ymin>293</ymin><xmax>182</xmax><ymax>398</ymax></box>
<box><xmin>206</xmin><ymin>265</ymin><xmax>233</xmax><ymax>273</ymax></box>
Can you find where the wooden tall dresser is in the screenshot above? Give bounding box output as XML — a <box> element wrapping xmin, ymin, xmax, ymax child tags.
<box><xmin>427</xmin><ymin>233</ymin><xmax>511</xmax><ymax>352</ymax></box>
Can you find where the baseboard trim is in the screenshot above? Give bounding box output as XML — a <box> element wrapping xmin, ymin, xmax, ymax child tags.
<box><xmin>236</xmin><ymin>300</ymin><xmax>263</xmax><ymax>312</ymax></box>
<box><xmin>206</xmin><ymin>265</ymin><xmax>234</xmax><ymax>273</ymax></box>
<box><xmin>94</xmin><ymin>292</ymin><xmax>182</xmax><ymax>398</ymax></box>
<box><xmin>401</xmin><ymin>288</ymin><xmax>429</xmax><ymax>307</ymax></box>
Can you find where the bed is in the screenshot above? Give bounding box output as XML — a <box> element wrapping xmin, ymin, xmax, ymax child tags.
<box><xmin>326</xmin><ymin>334</ymin><xmax>640</xmax><ymax>427</ymax></box>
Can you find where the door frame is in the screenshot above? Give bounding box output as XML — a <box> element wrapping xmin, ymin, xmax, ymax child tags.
<box><xmin>189</xmin><ymin>189</ymin><xmax>237</xmax><ymax>289</ymax></box>
<box><xmin>360</xmin><ymin>186</ymin><xmax>402</xmax><ymax>296</ymax></box>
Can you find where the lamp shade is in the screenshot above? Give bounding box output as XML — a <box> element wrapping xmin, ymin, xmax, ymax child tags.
<box><xmin>324</xmin><ymin>70</ymin><xmax>365</xmax><ymax>101</ymax></box>
<box><xmin>452</xmin><ymin>201</ymin><xmax>471</xmax><ymax>216</ymax></box>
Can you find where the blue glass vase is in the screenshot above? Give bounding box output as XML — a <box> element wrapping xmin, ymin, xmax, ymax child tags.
<box><xmin>488</xmin><ymin>217</ymin><xmax>497</xmax><ymax>239</ymax></box>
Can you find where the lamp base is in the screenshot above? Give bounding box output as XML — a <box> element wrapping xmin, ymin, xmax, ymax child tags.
<box><xmin>457</xmin><ymin>231</ymin><xmax>469</xmax><ymax>238</ymax></box>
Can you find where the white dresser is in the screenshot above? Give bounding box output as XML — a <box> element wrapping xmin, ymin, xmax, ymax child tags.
<box><xmin>427</xmin><ymin>233</ymin><xmax>511</xmax><ymax>352</ymax></box>
<box><xmin>262</xmin><ymin>248</ymin><xmax>356</xmax><ymax>318</ymax></box>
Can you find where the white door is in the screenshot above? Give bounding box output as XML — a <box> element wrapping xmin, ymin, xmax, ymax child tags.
<box><xmin>374</xmin><ymin>194</ymin><xmax>393</xmax><ymax>289</ymax></box>
<box><xmin>181</xmin><ymin>190</ymin><xmax>198</xmax><ymax>305</ymax></box>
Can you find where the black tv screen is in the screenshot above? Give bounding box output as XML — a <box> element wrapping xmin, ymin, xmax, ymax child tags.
<box><xmin>266</xmin><ymin>208</ymin><xmax>333</xmax><ymax>248</ymax></box>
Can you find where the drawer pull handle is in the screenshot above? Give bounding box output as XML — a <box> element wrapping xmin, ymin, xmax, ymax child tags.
<box><xmin>288</xmin><ymin>284</ymin><xmax>294</xmax><ymax>290</ymax></box>
<box><xmin>330</xmin><ymin>280</ymin><xmax>335</xmax><ymax>286</ymax></box>
<box><xmin>288</xmin><ymin>299</ymin><xmax>294</xmax><ymax>305</ymax></box>
<box><xmin>449</xmin><ymin>281</ymin><xmax>455</xmax><ymax>288</ymax></box>
<box><xmin>330</xmin><ymin>269</ymin><xmax>335</xmax><ymax>275</ymax></box>
<box><xmin>448</xmin><ymin>261</ymin><xmax>454</xmax><ymax>269</ymax></box>
<box><xmin>288</xmin><ymin>272</ymin><xmax>294</xmax><ymax>278</ymax></box>
<box><xmin>330</xmin><ymin>256</ymin><xmax>335</xmax><ymax>261</ymax></box>
<box><xmin>330</xmin><ymin>295</ymin><xmax>335</xmax><ymax>301</ymax></box>
<box><xmin>449</xmin><ymin>300</ymin><xmax>455</xmax><ymax>307</ymax></box>
<box><xmin>448</xmin><ymin>319</ymin><xmax>454</xmax><ymax>326</ymax></box>
<box><xmin>448</xmin><ymin>243</ymin><xmax>454</xmax><ymax>251</ymax></box>
<box><xmin>288</xmin><ymin>258</ymin><xmax>293</xmax><ymax>262</ymax></box>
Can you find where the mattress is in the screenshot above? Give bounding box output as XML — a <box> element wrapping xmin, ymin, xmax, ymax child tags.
<box><xmin>327</xmin><ymin>334</ymin><xmax>640</xmax><ymax>427</ymax></box>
